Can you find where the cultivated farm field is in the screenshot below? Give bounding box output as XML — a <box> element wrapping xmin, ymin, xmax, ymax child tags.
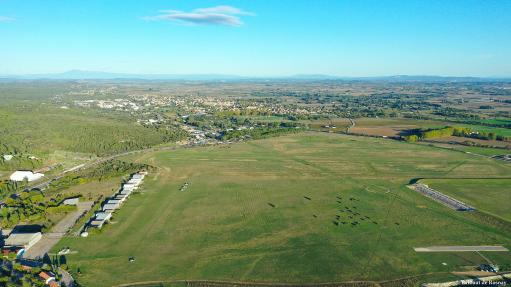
<box><xmin>349</xmin><ymin>118</ymin><xmax>450</xmax><ymax>137</ymax></box>
<box><xmin>55</xmin><ymin>132</ymin><xmax>511</xmax><ymax>287</ymax></box>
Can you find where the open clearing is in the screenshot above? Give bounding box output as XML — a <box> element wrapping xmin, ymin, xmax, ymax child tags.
<box><xmin>55</xmin><ymin>132</ymin><xmax>511</xmax><ymax>287</ymax></box>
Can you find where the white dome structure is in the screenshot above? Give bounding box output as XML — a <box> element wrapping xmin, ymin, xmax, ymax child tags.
<box><xmin>9</xmin><ymin>170</ymin><xmax>44</xmax><ymax>182</ymax></box>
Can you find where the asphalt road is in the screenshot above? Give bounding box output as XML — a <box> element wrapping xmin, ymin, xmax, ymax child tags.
<box><xmin>24</xmin><ymin>201</ymin><xmax>94</xmax><ymax>259</ymax></box>
<box><xmin>59</xmin><ymin>267</ymin><xmax>76</xmax><ymax>287</ymax></box>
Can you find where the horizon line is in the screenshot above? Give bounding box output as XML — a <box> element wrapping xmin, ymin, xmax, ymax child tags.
<box><xmin>1</xmin><ymin>70</ymin><xmax>511</xmax><ymax>80</ymax></box>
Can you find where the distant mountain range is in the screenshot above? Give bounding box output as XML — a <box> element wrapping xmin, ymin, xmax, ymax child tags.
<box><xmin>0</xmin><ymin>70</ymin><xmax>246</xmax><ymax>81</ymax></box>
<box><xmin>1</xmin><ymin>70</ymin><xmax>510</xmax><ymax>82</ymax></box>
<box><xmin>290</xmin><ymin>74</ymin><xmax>511</xmax><ymax>82</ymax></box>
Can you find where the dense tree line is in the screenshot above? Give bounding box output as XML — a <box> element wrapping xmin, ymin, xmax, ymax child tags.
<box><xmin>219</xmin><ymin>123</ymin><xmax>305</xmax><ymax>141</ymax></box>
<box><xmin>0</xmin><ymin>189</ymin><xmax>76</xmax><ymax>229</ymax></box>
<box><xmin>452</xmin><ymin>127</ymin><xmax>510</xmax><ymax>141</ymax></box>
<box><xmin>433</xmin><ymin>107</ymin><xmax>481</xmax><ymax>120</ymax></box>
<box><xmin>403</xmin><ymin>126</ymin><xmax>510</xmax><ymax>142</ymax></box>
<box><xmin>421</xmin><ymin>127</ymin><xmax>455</xmax><ymax>139</ymax></box>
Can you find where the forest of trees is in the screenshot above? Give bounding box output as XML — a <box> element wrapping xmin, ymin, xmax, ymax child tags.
<box><xmin>219</xmin><ymin>122</ymin><xmax>305</xmax><ymax>141</ymax></box>
<box><xmin>0</xmin><ymin>105</ymin><xmax>187</xmax><ymax>157</ymax></box>
<box><xmin>0</xmin><ymin>144</ymin><xmax>43</xmax><ymax>171</ymax></box>
<box><xmin>0</xmin><ymin>189</ymin><xmax>76</xmax><ymax>229</ymax></box>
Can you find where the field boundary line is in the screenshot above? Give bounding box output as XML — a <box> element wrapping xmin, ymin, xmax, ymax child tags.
<box><xmin>115</xmin><ymin>279</ymin><xmax>378</xmax><ymax>287</ymax></box>
<box><xmin>113</xmin><ymin>271</ymin><xmax>453</xmax><ymax>287</ymax></box>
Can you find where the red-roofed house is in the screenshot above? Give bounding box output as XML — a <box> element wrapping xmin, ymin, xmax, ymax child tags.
<box><xmin>39</xmin><ymin>271</ymin><xmax>60</xmax><ymax>286</ymax></box>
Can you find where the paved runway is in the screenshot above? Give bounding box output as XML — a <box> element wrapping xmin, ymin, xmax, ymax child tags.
<box><xmin>414</xmin><ymin>245</ymin><xmax>509</xmax><ymax>252</ymax></box>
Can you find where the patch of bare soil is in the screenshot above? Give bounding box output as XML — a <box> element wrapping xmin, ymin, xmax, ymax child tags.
<box><xmin>350</xmin><ymin>127</ymin><xmax>402</xmax><ymax>137</ymax></box>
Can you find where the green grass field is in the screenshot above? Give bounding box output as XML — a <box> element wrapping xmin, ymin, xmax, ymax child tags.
<box><xmin>55</xmin><ymin>132</ymin><xmax>511</xmax><ymax>287</ymax></box>
<box><xmin>468</xmin><ymin>118</ymin><xmax>511</xmax><ymax>127</ymax></box>
<box><xmin>416</xmin><ymin>142</ymin><xmax>510</xmax><ymax>157</ymax></box>
<box><xmin>448</xmin><ymin>145</ymin><xmax>510</xmax><ymax>156</ymax></box>
<box><xmin>423</xmin><ymin>178</ymin><xmax>511</xmax><ymax>222</ymax></box>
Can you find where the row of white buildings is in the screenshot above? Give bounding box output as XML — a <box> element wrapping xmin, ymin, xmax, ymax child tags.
<box><xmin>85</xmin><ymin>171</ymin><xmax>147</xmax><ymax>231</ymax></box>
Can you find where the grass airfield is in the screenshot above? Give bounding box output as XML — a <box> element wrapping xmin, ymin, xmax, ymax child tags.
<box><xmin>55</xmin><ymin>132</ymin><xmax>511</xmax><ymax>286</ymax></box>
<box><xmin>423</xmin><ymin>178</ymin><xmax>511</xmax><ymax>222</ymax></box>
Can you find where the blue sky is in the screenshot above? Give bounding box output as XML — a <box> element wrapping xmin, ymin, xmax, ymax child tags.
<box><xmin>1</xmin><ymin>0</ymin><xmax>510</xmax><ymax>76</ymax></box>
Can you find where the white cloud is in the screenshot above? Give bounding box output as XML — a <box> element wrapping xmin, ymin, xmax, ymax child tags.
<box><xmin>145</xmin><ymin>5</ymin><xmax>254</xmax><ymax>26</ymax></box>
<box><xmin>194</xmin><ymin>5</ymin><xmax>254</xmax><ymax>16</ymax></box>
<box><xmin>0</xmin><ymin>16</ymin><xmax>14</xmax><ymax>23</ymax></box>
